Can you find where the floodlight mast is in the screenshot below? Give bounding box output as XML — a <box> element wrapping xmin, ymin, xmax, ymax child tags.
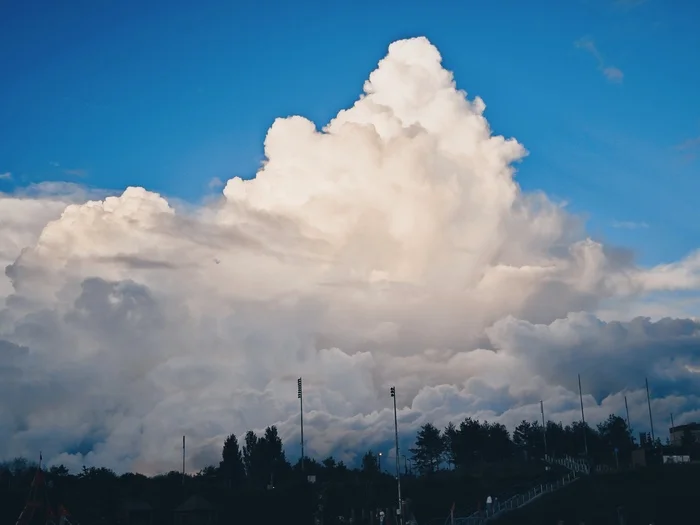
<box><xmin>578</xmin><ymin>374</ymin><xmax>588</xmax><ymax>456</ymax></box>
<box><xmin>298</xmin><ymin>377</ymin><xmax>304</xmax><ymax>473</ymax></box>
<box><xmin>391</xmin><ymin>386</ymin><xmax>403</xmax><ymax>525</ymax></box>
<box><xmin>540</xmin><ymin>400</ymin><xmax>548</xmax><ymax>458</ymax></box>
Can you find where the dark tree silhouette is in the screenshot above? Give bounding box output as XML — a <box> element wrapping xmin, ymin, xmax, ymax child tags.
<box><xmin>242</xmin><ymin>426</ymin><xmax>291</xmax><ymax>488</ymax></box>
<box><xmin>48</xmin><ymin>464</ymin><xmax>70</xmax><ymax>477</ymax></box>
<box><xmin>483</xmin><ymin>422</ymin><xmax>513</xmax><ymax>461</ymax></box>
<box><xmin>410</xmin><ymin>423</ymin><xmax>444</xmax><ymax>474</ymax></box>
<box><xmin>453</xmin><ymin>417</ymin><xmax>484</xmax><ymax>466</ymax></box>
<box><xmin>78</xmin><ymin>466</ymin><xmax>117</xmax><ymax>481</ymax></box>
<box><xmin>242</xmin><ymin>430</ymin><xmax>261</xmax><ymax>483</ymax></box>
<box><xmin>443</xmin><ymin>422</ymin><xmax>458</xmax><ymax>468</ymax></box>
<box><xmin>261</xmin><ymin>425</ymin><xmax>291</xmax><ymax>486</ymax></box>
<box><xmin>220</xmin><ymin>433</ymin><xmax>245</xmax><ymax>487</ymax></box>
<box><xmin>5</xmin><ymin>408</ymin><xmax>684</xmax><ymax>525</ymax></box>
<box><xmin>513</xmin><ymin>420</ymin><xmax>544</xmax><ymax>460</ymax></box>
<box><xmin>597</xmin><ymin>414</ymin><xmax>634</xmax><ymax>464</ymax></box>
<box><xmin>197</xmin><ymin>465</ymin><xmax>219</xmax><ymax>480</ymax></box>
<box><xmin>361</xmin><ymin>450</ymin><xmax>379</xmax><ymax>475</ymax></box>
<box><xmin>545</xmin><ymin>421</ymin><xmax>570</xmax><ymax>457</ymax></box>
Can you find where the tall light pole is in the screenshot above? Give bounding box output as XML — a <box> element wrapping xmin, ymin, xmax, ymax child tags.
<box><xmin>298</xmin><ymin>377</ymin><xmax>305</xmax><ymax>473</ymax></box>
<box><xmin>578</xmin><ymin>374</ymin><xmax>588</xmax><ymax>456</ymax></box>
<box><xmin>378</xmin><ymin>452</ymin><xmax>382</xmax><ymax>472</ymax></box>
<box><xmin>624</xmin><ymin>395</ymin><xmax>631</xmax><ymax>433</ymax></box>
<box><xmin>645</xmin><ymin>377</ymin><xmax>655</xmax><ymax>444</ymax></box>
<box><xmin>390</xmin><ymin>386</ymin><xmax>403</xmax><ymax>525</ymax></box>
<box><xmin>540</xmin><ymin>400</ymin><xmax>548</xmax><ymax>458</ymax></box>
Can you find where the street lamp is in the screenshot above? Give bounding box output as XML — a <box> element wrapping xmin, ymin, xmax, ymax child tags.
<box><xmin>298</xmin><ymin>377</ymin><xmax>304</xmax><ymax>473</ymax></box>
<box><xmin>378</xmin><ymin>452</ymin><xmax>382</xmax><ymax>472</ymax></box>
<box><xmin>390</xmin><ymin>386</ymin><xmax>403</xmax><ymax>525</ymax></box>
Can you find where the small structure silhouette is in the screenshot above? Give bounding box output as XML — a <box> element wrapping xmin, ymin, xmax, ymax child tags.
<box><xmin>15</xmin><ymin>468</ymin><xmax>77</xmax><ymax>525</ymax></box>
<box><xmin>173</xmin><ymin>495</ymin><xmax>216</xmax><ymax>525</ymax></box>
<box><xmin>118</xmin><ymin>500</ymin><xmax>153</xmax><ymax>525</ymax></box>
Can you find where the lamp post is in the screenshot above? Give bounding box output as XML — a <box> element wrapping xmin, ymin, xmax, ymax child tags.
<box><xmin>390</xmin><ymin>386</ymin><xmax>403</xmax><ymax>525</ymax></box>
<box><xmin>377</xmin><ymin>452</ymin><xmax>382</xmax><ymax>472</ymax></box>
<box><xmin>646</xmin><ymin>377</ymin><xmax>655</xmax><ymax>444</ymax></box>
<box><xmin>578</xmin><ymin>374</ymin><xmax>588</xmax><ymax>457</ymax></box>
<box><xmin>298</xmin><ymin>377</ymin><xmax>304</xmax><ymax>473</ymax></box>
<box><xmin>540</xmin><ymin>400</ymin><xmax>548</xmax><ymax>458</ymax></box>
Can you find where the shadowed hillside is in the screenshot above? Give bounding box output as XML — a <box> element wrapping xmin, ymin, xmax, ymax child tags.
<box><xmin>495</xmin><ymin>464</ymin><xmax>700</xmax><ymax>525</ymax></box>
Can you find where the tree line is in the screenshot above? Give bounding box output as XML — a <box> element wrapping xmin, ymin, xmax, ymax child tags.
<box><xmin>1</xmin><ymin>414</ymin><xmax>697</xmax><ymax>524</ymax></box>
<box><xmin>409</xmin><ymin>415</ymin><xmax>640</xmax><ymax>475</ymax></box>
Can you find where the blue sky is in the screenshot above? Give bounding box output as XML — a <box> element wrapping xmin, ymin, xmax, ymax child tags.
<box><xmin>0</xmin><ymin>0</ymin><xmax>698</xmax><ymax>266</ymax></box>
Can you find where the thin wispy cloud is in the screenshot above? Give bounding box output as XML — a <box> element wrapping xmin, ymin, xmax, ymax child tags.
<box><xmin>612</xmin><ymin>220</ymin><xmax>649</xmax><ymax>230</ymax></box>
<box><xmin>63</xmin><ymin>168</ymin><xmax>88</xmax><ymax>178</ymax></box>
<box><xmin>208</xmin><ymin>177</ymin><xmax>224</xmax><ymax>189</ymax></box>
<box><xmin>603</xmin><ymin>66</ymin><xmax>624</xmax><ymax>83</ymax></box>
<box><xmin>575</xmin><ymin>38</ymin><xmax>624</xmax><ymax>83</ymax></box>
<box><xmin>675</xmin><ymin>136</ymin><xmax>700</xmax><ymax>152</ymax></box>
<box><xmin>0</xmin><ymin>172</ymin><xmax>11</xmax><ymax>180</ymax></box>
<box><xmin>674</xmin><ymin>136</ymin><xmax>700</xmax><ymax>163</ymax></box>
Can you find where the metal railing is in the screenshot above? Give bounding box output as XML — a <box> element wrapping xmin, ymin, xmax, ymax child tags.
<box><xmin>544</xmin><ymin>454</ymin><xmax>590</xmax><ymax>475</ymax></box>
<box><xmin>444</xmin><ymin>454</ymin><xmax>592</xmax><ymax>525</ymax></box>
<box><xmin>448</xmin><ymin>471</ymin><xmax>579</xmax><ymax>525</ymax></box>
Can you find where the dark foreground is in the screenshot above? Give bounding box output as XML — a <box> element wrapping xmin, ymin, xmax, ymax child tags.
<box><xmin>495</xmin><ymin>464</ymin><xmax>700</xmax><ymax>525</ymax></box>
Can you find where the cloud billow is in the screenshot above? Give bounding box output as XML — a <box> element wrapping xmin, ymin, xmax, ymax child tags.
<box><xmin>0</xmin><ymin>37</ymin><xmax>699</xmax><ymax>474</ymax></box>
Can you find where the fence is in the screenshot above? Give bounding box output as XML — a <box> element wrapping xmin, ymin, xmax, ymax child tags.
<box><xmin>447</xmin><ymin>472</ymin><xmax>579</xmax><ymax>525</ymax></box>
<box><xmin>446</xmin><ymin>456</ymin><xmax>586</xmax><ymax>525</ymax></box>
<box><xmin>544</xmin><ymin>454</ymin><xmax>590</xmax><ymax>475</ymax></box>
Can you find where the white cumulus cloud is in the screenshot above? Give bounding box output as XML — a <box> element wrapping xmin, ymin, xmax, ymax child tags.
<box><xmin>1</xmin><ymin>37</ymin><xmax>699</xmax><ymax>474</ymax></box>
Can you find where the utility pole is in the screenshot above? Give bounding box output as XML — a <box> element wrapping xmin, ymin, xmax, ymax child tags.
<box><xmin>670</xmin><ymin>413</ymin><xmax>675</xmax><ymax>430</ymax></box>
<box><xmin>645</xmin><ymin>377</ymin><xmax>655</xmax><ymax>444</ymax></box>
<box><xmin>182</xmin><ymin>436</ymin><xmax>186</xmax><ymax>486</ymax></box>
<box><xmin>624</xmin><ymin>395</ymin><xmax>631</xmax><ymax>433</ymax></box>
<box><xmin>540</xmin><ymin>400</ymin><xmax>548</xmax><ymax>458</ymax></box>
<box><xmin>390</xmin><ymin>387</ymin><xmax>403</xmax><ymax>525</ymax></box>
<box><xmin>298</xmin><ymin>377</ymin><xmax>305</xmax><ymax>473</ymax></box>
<box><xmin>578</xmin><ymin>374</ymin><xmax>588</xmax><ymax>456</ymax></box>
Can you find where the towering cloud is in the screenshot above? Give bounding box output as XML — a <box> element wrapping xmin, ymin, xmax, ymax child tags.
<box><xmin>1</xmin><ymin>37</ymin><xmax>699</xmax><ymax>474</ymax></box>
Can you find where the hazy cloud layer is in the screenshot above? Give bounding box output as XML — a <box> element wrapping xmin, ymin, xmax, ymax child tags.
<box><xmin>1</xmin><ymin>37</ymin><xmax>699</xmax><ymax>474</ymax></box>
